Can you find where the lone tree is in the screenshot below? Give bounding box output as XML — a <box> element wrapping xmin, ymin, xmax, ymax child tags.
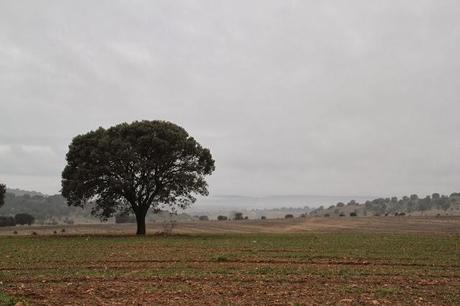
<box><xmin>61</xmin><ymin>121</ymin><xmax>215</xmax><ymax>235</ymax></box>
<box><xmin>0</xmin><ymin>183</ymin><xmax>5</xmax><ymax>208</ymax></box>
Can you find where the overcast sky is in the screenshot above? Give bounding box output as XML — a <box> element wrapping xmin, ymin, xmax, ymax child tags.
<box><xmin>0</xmin><ymin>0</ymin><xmax>459</xmax><ymax>198</ymax></box>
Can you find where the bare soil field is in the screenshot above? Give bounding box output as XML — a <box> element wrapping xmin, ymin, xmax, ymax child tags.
<box><xmin>0</xmin><ymin>217</ymin><xmax>459</xmax><ymax>305</ymax></box>
<box><xmin>1</xmin><ymin>216</ymin><xmax>460</xmax><ymax>236</ymax></box>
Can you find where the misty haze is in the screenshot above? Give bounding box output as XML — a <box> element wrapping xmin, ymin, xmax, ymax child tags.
<box><xmin>0</xmin><ymin>1</ymin><xmax>459</xmax><ymax>305</ymax></box>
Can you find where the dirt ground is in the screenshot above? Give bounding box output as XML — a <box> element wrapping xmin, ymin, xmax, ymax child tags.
<box><xmin>0</xmin><ymin>217</ymin><xmax>459</xmax><ymax>305</ymax></box>
<box><xmin>1</xmin><ymin>215</ymin><xmax>459</xmax><ymax>236</ymax></box>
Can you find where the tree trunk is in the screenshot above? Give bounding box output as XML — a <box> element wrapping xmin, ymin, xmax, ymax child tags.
<box><xmin>135</xmin><ymin>211</ymin><xmax>147</xmax><ymax>235</ymax></box>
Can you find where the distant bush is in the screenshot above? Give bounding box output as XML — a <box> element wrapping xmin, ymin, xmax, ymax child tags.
<box><xmin>324</xmin><ymin>214</ymin><xmax>330</xmax><ymax>217</ymax></box>
<box><xmin>14</xmin><ymin>213</ymin><xmax>35</xmax><ymax>225</ymax></box>
<box><xmin>63</xmin><ymin>217</ymin><xmax>74</xmax><ymax>225</ymax></box>
<box><xmin>260</xmin><ymin>216</ymin><xmax>266</xmax><ymax>220</ymax></box>
<box><xmin>0</xmin><ymin>216</ymin><xmax>15</xmax><ymax>227</ymax></box>
<box><xmin>285</xmin><ymin>214</ymin><xmax>294</xmax><ymax>219</ymax></box>
<box><xmin>244</xmin><ymin>216</ymin><xmax>248</xmax><ymax>220</ymax></box>
<box><xmin>199</xmin><ymin>215</ymin><xmax>209</xmax><ymax>221</ymax></box>
<box><xmin>217</xmin><ymin>215</ymin><xmax>228</xmax><ymax>221</ymax></box>
<box><xmin>347</xmin><ymin>200</ymin><xmax>357</xmax><ymax>206</ymax></box>
<box><xmin>115</xmin><ymin>215</ymin><xmax>136</xmax><ymax>223</ymax></box>
<box><xmin>349</xmin><ymin>212</ymin><xmax>357</xmax><ymax>217</ymax></box>
<box><xmin>44</xmin><ymin>218</ymin><xmax>58</xmax><ymax>225</ymax></box>
<box><xmin>0</xmin><ymin>184</ymin><xmax>5</xmax><ymax>208</ymax></box>
<box><xmin>233</xmin><ymin>212</ymin><xmax>244</xmax><ymax>220</ymax></box>
<box><xmin>339</xmin><ymin>212</ymin><xmax>345</xmax><ymax>217</ymax></box>
<box><xmin>336</xmin><ymin>202</ymin><xmax>345</xmax><ymax>207</ymax></box>
<box><xmin>161</xmin><ymin>215</ymin><xmax>177</xmax><ymax>234</ymax></box>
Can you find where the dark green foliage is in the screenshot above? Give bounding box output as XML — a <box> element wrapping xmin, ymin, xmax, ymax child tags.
<box><xmin>115</xmin><ymin>214</ymin><xmax>136</xmax><ymax>223</ymax></box>
<box><xmin>0</xmin><ymin>290</ymin><xmax>17</xmax><ymax>306</ymax></box>
<box><xmin>61</xmin><ymin>121</ymin><xmax>215</xmax><ymax>235</ymax></box>
<box><xmin>0</xmin><ymin>216</ymin><xmax>15</xmax><ymax>227</ymax></box>
<box><xmin>313</xmin><ymin>192</ymin><xmax>460</xmax><ymax>217</ymax></box>
<box><xmin>14</xmin><ymin>213</ymin><xmax>35</xmax><ymax>225</ymax></box>
<box><xmin>260</xmin><ymin>216</ymin><xmax>266</xmax><ymax>220</ymax></box>
<box><xmin>217</xmin><ymin>215</ymin><xmax>228</xmax><ymax>221</ymax></box>
<box><xmin>0</xmin><ymin>184</ymin><xmax>5</xmax><ymax>208</ymax></box>
<box><xmin>198</xmin><ymin>215</ymin><xmax>209</xmax><ymax>221</ymax></box>
<box><xmin>233</xmin><ymin>212</ymin><xmax>244</xmax><ymax>220</ymax></box>
<box><xmin>285</xmin><ymin>214</ymin><xmax>294</xmax><ymax>219</ymax></box>
<box><xmin>350</xmin><ymin>212</ymin><xmax>357</xmax><ymax>217</ymax></box>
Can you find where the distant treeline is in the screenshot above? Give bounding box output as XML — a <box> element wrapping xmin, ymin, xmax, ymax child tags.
<box><xmin>310</xmin><ymin>193</ymin><xmax>460</xmax><ymax>217</ymax></box>
<box><xmin>0</xmin><ymin>191</ymin><xmax>193</xmax><ymax>224</ymax></box>
<box><xmin>0</xmin><ymin>192</ymin><xmax>91</xmax><ymax>222</ymax></box>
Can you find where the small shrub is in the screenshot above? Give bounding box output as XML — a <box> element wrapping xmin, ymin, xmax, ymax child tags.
<box><xmin>44</xmin><ymin>218</ymin><xmax>58</xmax><ymax>225</ymax></box>
<box><xmin>217</xmin><ymin>215</ymin><xmax>228</xmax><ymax>221</ymax></box>
<box><xmin>285</xmin><ymin>214</ymin><xmax>294</xmax><ymax>219</ymax></box>
<box><xmin>31</xmin><ymin>231</ymin><xmax>37</xmax><ymax>235</ymax></box>
<box><xmin>53</xmin><ymin>230</ymin><xmax>57</xmax><ymax>234</ymax></box>
<box><xmin>13</xmin><ymin>230</ymin><xmax>18</xmax><ymax>235</ymax></box>
<box><xmin>244</xmin><ymin>216</ymin><xmax>248</xmax><ymax>220</ymax></box>
<box><xmin>0</xmin><ymin>291</ymin><xmax>16</xmax><ymax>306</ymax></box>
<box><xmin>233</xmin><ymin>212</ymin><xmax>244</xmax><ymax>220</ymax></box>
<box><xmin>215</xmin><ymin>255</ymin><xmax>229</xmax><ymax>262</ymax></box>
<box><xmin>339</xmin><ymin>212</ymin><xmax>345</xmax><ymax>217</ymax></box>
<box><xmin>198</xmin><ymin>215</ymin><xmax>209</xmax><ymax>221</ymax></box>
<box><xmin>161</xmin><ymin>214</ymin><xmax>177</xmax><ymax>234</ymax></box>
<box><xmin>61</xmin><ymin>228</ymin><xmax>66</xmax><ymax>233</ymax></box>
<box><xmin>350</xmin><ymin>212</ymin><xmax>357</xmax><ymax>217</ymax></box>
<box><xmin>63</xmin><ymin>217</ymin><xmax>74</xmax><ymax>225</ymax></box>
<box><xmin>260</xmin><ymin>216</ymin><xmax>266</xmax><ymax>220</ymax></box>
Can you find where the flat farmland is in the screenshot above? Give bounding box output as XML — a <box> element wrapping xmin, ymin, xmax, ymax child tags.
<box><xmin>1</xmin><ymin>216</ymin><xmax>460</xmax><ymax>236</ymax></box>
<box><xmin>0</xmin><ymin>217</ymin><xmax>459</xmax><ymax>305</ymax></box>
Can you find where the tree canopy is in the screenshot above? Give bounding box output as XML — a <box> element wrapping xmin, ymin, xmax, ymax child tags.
<box><xmin>61</xmin><ymin>120</ymin><xmax>215</xmax><ymax>234</ymax></box>
<box><xmin>0</xmin><ymin>184</ymin><xmax>5</xmax><ymax>208</ymax></box>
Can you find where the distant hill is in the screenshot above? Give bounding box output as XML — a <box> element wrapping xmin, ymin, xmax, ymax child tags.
<box><xmin>6</xmin><ymin>188</ymin><xmax>46</xmax><ymax>197</ymax></box>
<box><xmin>2</xmin><ymin>188</ymin><xmax>459</xmax><ymax>224</ymax></box>
<box><xmin>0</xmin><ymin>190</ymin><xmax>93</xmax><ymax>223</ymax></box>
<box><xmin>309</xmin><ymin>193</ymin><xmax>460</xmax><ymax>217</ymax></box>
<box><xmin>192</xmin><ymin>194</ymin><xmax>374</xmax><ymax>210</ymax></box>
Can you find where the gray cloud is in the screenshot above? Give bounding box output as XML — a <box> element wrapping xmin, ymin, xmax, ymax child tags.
<box><xmin>0</xmin><ymin>0</ymin><xmax>459</xmax><ymax>197</ymax></box>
